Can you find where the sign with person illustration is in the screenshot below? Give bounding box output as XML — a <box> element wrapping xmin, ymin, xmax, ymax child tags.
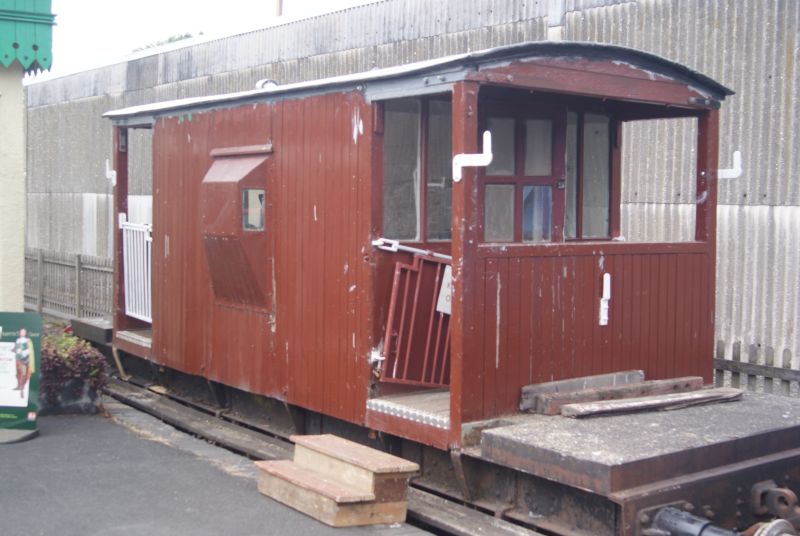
<box><xmin>0</xmin><ymin>313</ymin><xmax>42</xmax><ymax>442</ymax></box>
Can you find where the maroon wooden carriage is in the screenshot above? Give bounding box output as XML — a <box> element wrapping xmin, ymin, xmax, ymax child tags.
<box><xmin>106</xmin><ymin>42</ymin><xmax>732</xmax><ymax>450</ymax></box>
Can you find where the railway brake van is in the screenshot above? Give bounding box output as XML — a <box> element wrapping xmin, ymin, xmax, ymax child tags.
<box><xmin>105</xmin><ymin>42</ymin><xmax>800</xmax><ymax>534</ymax></box>
<box><xmin>106</xmin><ymin>41</ymin><xmax>730</xmax><ymax>445</ymax></box>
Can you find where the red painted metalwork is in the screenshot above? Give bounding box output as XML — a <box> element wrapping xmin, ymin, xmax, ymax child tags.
<box><xmin>381</xmin><ymin>254</ymin><xmax>451</xmax><ymax>387</ymax></box>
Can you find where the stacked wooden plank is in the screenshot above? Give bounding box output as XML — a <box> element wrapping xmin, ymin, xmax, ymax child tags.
<box><xmin>256</xmin><ymin>434</ymin><xmax>419</xmax><ymax>527</ymax></box>
<box><xmin>520</xmin><ymin>370</ymin><xmax>741</xmax><ymax>418</ymax></box>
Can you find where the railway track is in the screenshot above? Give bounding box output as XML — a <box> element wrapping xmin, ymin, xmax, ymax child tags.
<box><xmin>103</xmin><ymin>377</ymin><xmax>542</xmax><ymax>536</ymax></box>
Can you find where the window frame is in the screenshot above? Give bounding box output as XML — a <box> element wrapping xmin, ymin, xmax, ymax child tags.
<box><xmin>478</xmin><ymin>102</ymin><xmax>567</xmax><ymax>243</ymax></box>
<box><xmin>379</xmin><ymin>95</ymin><xmax>454</xmax><ymax>246</ymax></box>
<box><xmin>241</xmin><ymin>188</ymin><xmax>266</xmax><ymax>232</ymax></box>
<box><xmin>565</xmin><ymin>110</ymin><xmax>621</xmax><ymax>241</ymax></box>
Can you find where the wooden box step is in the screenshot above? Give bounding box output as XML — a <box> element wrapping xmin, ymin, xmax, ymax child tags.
<box><xmin>256</xmin><ymin>460</ymin><xmax>407</xmax><ymax>527</ymax></box>
<box><xmin>256</xmin><ymin>434</ymin><xmax>419</xmax><ymax>527</ymax></box>
<box><xmin>291</xmin><ymin>434</ymin><xmax>419</xmax><ymax>500</ymax></box>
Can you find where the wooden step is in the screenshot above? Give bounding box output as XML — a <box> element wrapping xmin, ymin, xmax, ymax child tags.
<box><xmin>291</xmin><ymin>434</ymin><xmax>419</xmax><ymax>502</ymax></box>
<box><xmin>255</xmin><ymin>460</ymin><xmax>407</xmax><ymax>527</ymax></box>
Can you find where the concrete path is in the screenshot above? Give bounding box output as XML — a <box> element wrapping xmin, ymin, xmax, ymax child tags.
<box><xmin>0</xmin><ymin>398</ymin><xmax>429</xmax><ymax>536</ymax></box>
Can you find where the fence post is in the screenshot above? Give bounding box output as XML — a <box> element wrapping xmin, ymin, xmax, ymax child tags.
<box><xmin>75</xmin><ymin>253</ymin><xmax>83</xmax><ymax>318</ymax></box>
<box><xmin>36</xmin><ymin>249</ymin><xmax>44</xmax><ymax>314</ymax></box>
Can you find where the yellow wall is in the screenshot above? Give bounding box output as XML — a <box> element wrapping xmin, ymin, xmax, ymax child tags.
<box><xmin>0</xmin><ymin>63</ymin><xmax>24</xmax><ymax>311</ymax></box>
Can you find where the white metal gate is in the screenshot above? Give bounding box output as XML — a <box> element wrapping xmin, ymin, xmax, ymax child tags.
<box><xmin>120</xmin><ymin>220</ymin><xmax>152</xmax><ymax>322</ymax></box>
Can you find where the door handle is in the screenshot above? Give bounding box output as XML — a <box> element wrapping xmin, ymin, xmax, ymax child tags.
<box><xmin>599</xmin><ymin>273</ymin><xmax>611</xmax><ymax>326</ymax></box>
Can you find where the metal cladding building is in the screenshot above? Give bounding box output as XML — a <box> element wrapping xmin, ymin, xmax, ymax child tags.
<box><xmin>24</xmin><ymin>1</ymin><xmax>800</xmax><ymax>388</ymax></box>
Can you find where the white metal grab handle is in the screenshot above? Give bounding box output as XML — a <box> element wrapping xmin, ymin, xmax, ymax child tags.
<box><xmin>452</xmin><ymin>130</ymin><xmax>493</xmax><ymax>182</ymax></box>
<box><xmin>718</xmin><ymin>150</ymin><xmax>742</xmax><ymax>179</ymax></box>
<box><xmin>599</xmin><ymin>273</ymin><xmax>611</xmax><ymax>326</ymax></box>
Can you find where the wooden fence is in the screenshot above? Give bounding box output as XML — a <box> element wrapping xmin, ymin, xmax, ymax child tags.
<box><xmin>714</xmin><ymin>342</ymin><xmax>798</xmax><ymax>397</ymax></box>
<box><xmin>24</xmin><ymin>248</ymin><xmax>113</xmax><ymax>320</ymax></box>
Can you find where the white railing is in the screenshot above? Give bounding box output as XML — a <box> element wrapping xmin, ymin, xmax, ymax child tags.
<box><xmin>120</xmin><ymin>220</ymin><xmax>152</xmax><ymax>323</ymax></box>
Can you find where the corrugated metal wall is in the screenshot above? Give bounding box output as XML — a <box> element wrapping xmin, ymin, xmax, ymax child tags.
<box><xmin>25</xmin><ymin>0</ymin><xmax>799</xmax><ymax>373</ymax></box>
<box><xmin>565</xmin><ymin>0</ymin><xmax>800</xmax><ymax>373</ymax></box>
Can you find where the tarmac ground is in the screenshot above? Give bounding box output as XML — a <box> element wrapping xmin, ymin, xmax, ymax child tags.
<box><xmin>0</xmin><ymin>397</ymin><xmax>429</xmax><ymax>536</ymax></box>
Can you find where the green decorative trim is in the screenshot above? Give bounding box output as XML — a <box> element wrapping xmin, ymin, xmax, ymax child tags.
<box><xmin>0</xmin><ymin>1</ymin><xmax>55</xmax><ymax>73</ymax></box>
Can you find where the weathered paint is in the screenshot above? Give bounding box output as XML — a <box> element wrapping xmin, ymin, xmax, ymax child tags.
<box><xmin>146</xmin><ymin>92</ymin><xmax>374</xmax><ymax>423</ymax></box>
<box><xmin>474</xmin><ymin>245</ymin><xmax>712</xmax><ymax>418</ymax></box>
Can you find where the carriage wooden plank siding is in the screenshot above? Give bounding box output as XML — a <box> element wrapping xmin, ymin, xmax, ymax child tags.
<box><xmin>473</xmin><ymin>247</ymin><xmax>712</xmax><ymax>419</ymax></box>
<box><xmin>151</xmin><ymin>93</ymin><xmax>375</xmax><ymax>424</ymax></box>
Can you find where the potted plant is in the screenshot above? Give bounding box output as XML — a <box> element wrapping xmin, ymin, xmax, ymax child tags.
<box><xmin>40</xmin><ymin>329</ymin><xmax>108</xmax><ymax>414</ymax></box>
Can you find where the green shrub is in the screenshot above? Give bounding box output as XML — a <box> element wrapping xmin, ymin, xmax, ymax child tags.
<box><xmin>41</xmin><ymin>331</ymin><xmax>108</xmax><ymax>406</ymax></box>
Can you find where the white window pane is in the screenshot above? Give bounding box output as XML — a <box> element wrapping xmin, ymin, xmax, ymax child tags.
<box><xmin>565</xmin><ymin>112</ymin><xmax>578</xmax><ymax>239</ymax></box>
<box><xmin>582</xmin><ymin>113</ymin><xmax>610</xmax><ymax>238</ymax></box>
<box><xmin>523</xmin><ymin>185</ymin><xmax>552</xmax><ymax>242</ymax></box>
<box><xmin>524</xmin><ymin>119</ymin><xmax>552</xmax><ymax>176</ymax></box>
<box><xmin>242</xmin><ymin>189</ymin><xmax>265</xmax><ymax>231</ymax></box>
<box><xmin>484</xmin><ymin>184</ymin><xmax>515</xmax><ymax>242</ymax></box>
<box><xmin>383</xmin><ymin>99</ymin><xmax>421</xmax><ymax>240</ymax></box>
<box><xmin>427</xmin><ymin>100</ymin><xmax>453</xmax><ymax>241</ymax></box>
<box><xmin>486</xmin><ymin>117</ymin><xmax>515</xmax><ymax>176</ymax></box>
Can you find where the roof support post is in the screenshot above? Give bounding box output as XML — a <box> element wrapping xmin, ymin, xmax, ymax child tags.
<box><xmin>695</xmin><ymin>110</ymin><xmax>719</xmax><ymax>383</ymax></box>
<box><xmin>113</xmin><ymin>126</ymin><xmax>129</xmax><ymax>333</ymax></box>
<box><xmin>450</xmin><ymin>80</ymin><xmax>481</xmax><ymax>446</ymax></box>
<box><xmin>695</xmin><ymin>110</ymin><xmax>719</xmax><ymax>243</ymax></box>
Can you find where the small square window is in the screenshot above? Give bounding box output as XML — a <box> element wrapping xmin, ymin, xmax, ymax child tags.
<box><xmin>242</xmin><ymin>189</ymin><xmax>265</xmax><ymax>231</ymax></box>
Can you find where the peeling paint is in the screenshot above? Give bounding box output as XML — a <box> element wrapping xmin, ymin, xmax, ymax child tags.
<box><xmin>351</xmin><ymin>108</ymin><xmax>363</xmax><ymax>144</ymax></box>
<box><xmin>270</xmin><ymin>257</ymin><xmax>277</xmax><ymax>333</ymax></box>
<box><xmin>349</xmin><ymin>284</ymin><xmax>356</xmax><ymax>293</ymax></box>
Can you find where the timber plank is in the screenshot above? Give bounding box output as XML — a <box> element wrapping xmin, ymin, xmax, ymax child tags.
<box><xmin>104</xmin><ymin>378</ymin><xmax>291</xmax><ymax>461</ymax></box>
<box><xmin>407</xmin><ymin>488</ymin><xmax>546</xmax><ymax>536</ymax></box>
<box><xmin>256</xmin><ymin>460</ymin><xmax>374</xmax><ymax>503</ymax></box>
<box><xmin>536</xmin><ymin>376</ymin><xmax>704</xmax><ymax>415</ymax></box>
<box><xmin>561</xmin><ymin>387</ymin><xmax>743</xmax><ymax>418</ymax></box>
<box><xmin>520</xmin><ymin>370</ymin><xmax>645</xmax><ymax>412</ymax></box>
<box><xmin>291</xmin><ymin>434</ymin><xmax>419</xmax><ymax>474</ymax></box>
<box><xmin>257</xmin><ymin>463</ymin><xmax>407</xmax><ymax>527</ymax></box>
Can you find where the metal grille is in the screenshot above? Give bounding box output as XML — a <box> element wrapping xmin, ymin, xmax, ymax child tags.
<box><xmin>121</xmin><ymin>222</ymin><xmax>152</xmax><ymax>323</ymax></box>
<box><xmin>382</xmin><ymin>254</ymin><xmax>451</xmax><ymax>387</ymax></box>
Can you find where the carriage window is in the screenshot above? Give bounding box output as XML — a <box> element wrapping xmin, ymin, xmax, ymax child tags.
<box><xmin>524</xmin><ymin>119</ymin><xmax>552</xmax><ymax>176</ymax></box>
<box><xmin>523</xmin><ymin>185</ymin><xmax>551</xmax><ymax>242</ymax></box>
<box><xmin>242</xmin><ymin>188</ymin><xmax>265</xmax><ymax>231</ymax></box>
<box><xmin>426</xmin><ymin>100</ymin><xmax>453</xmax><ymax>241</ymax></box>
<box><xmin>383</xmin><ymin>97</ymin><xmax>453</xmax><ymax>243</ymax></box>
<box><xmin>486</xmin><ymin>117</ymin><xmax>515</xmax><ymax>175</ymax></box>
<box><xmin>383</xmin><ymin>99</ymin><xmax>421</xmax><ymax>240</ymax></box>
<box><xmin>583</xmin><ymin>114</ymin><xmax>611</xmax><ymax>238</ymax></box>
<box><xmin>565</xmin><ymin>112</ymin><xmax>611</xmax><ymax>239</ymax></box>
<box><xmin>484</xmin><ymin>184</ymin><xmax>515</xmax><ymax>242</ymax></box>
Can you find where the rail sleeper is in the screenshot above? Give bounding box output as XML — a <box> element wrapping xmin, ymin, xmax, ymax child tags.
<box><xmin>256</xmin><ymin>434</ymin><xmax>419</xmax><ymax>527</ymax></box>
